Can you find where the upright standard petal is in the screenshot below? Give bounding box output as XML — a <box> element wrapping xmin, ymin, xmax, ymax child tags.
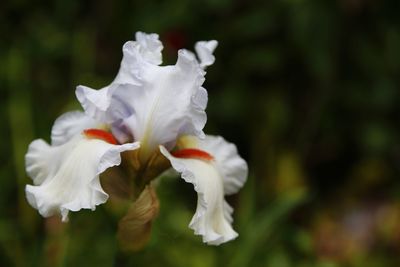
<box><xmin>77</xmin><ymin>33</ymin><xmax>212</xmax><ymax>160</ymax></box>
<box><xmin>121</xmin><ymin>50</ymin><xmax>208</xmax><ymax>161</ymax></box>
<box><xmin>76</xmin><ymin>32</ymin><xmax>163</xmax><ymax>123</ymax></box>
<box><xmin>25</xmin><ymin>134</ymin><xmax>139</xmax><ymax>221</ymax></box>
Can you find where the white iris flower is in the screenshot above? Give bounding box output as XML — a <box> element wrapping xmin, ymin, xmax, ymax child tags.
<box><xmin>25</xmin><ymin>32</ymin><xmax>248</xmax><ymax>245</ymax></box>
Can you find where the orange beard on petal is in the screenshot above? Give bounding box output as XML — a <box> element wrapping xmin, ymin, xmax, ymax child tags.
<box><xmin>84</xmin><ymin>129</ymin><xmax>118</xmax><ymax>145</ymax></box>
<box><xmin>172</xmin><ymin>148</ymin><xmax>214</xmax><ymax>161</ymax></box>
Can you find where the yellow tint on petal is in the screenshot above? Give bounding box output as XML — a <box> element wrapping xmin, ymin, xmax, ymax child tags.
<box><xmin>176</xmin><ymin>135</ymin><xmax>199</xmax><ymax>149</ymax></box>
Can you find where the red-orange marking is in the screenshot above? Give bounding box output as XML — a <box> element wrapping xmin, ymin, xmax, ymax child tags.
<box><xmin>172</xmin><ymin>148</ymin><xmax>214</xmax><ymax>161</ymax></box>
<box><xmin>84</xmin><ymin>129</ymin><xmax>118</xmax><ymax>145</ymax></box>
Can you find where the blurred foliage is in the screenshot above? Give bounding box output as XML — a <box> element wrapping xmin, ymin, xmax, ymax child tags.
<box><xmin>2</xmin><ymin>0</ymin><xmax>400</xmax><ymax>266</ymax></box>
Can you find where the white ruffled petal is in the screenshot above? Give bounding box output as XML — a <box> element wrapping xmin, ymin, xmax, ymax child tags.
<box><xmin>176</xmin><ymin>135</ymin><xmax>248</xmax><ymax>195</ymax></box>
<box><xmin>75</xmin><ymin>34</ymin><xmax>211</xmax><ymax>159</ymax></box>
<box><xmin>25</xmin><ymin>135</ymin><xmax>139</xmax><ymax>221</ymax></box>
<box><xmin>195</xmin><ymin>40</ymin><xmax>218</xmax><ymax>68</ymax></box>
<box><xmin>51</xmin><ymin>111</ymin><xmax>99</xmax><ymax>146</ymax></box>
<box><xmin>160</xmin><ymin>146</ymin><xmax>237</xmax><ymax>245</ymax></box>
<box><xmin>197</xmin><ymin>135</ymin><xmax>248</xmax><ymax>195</ymax></box>
<box><xmin>113</xmin><ymin>38</ymin><xmax>161</xmax><ymax>86</ymax></box>
<box><xmin>75</xmin><ymin>84</ymin><xmax>117</xmax><ymax>123</ymax></box>
<box><xmin>120</xmin><ymin>49</ymin><xmax>207</xmax><ymax>160</ymax></box>
<box><xmin>76</xmin><ymin>83</ymin><xmax>136</xmax><ymax>124</ymax></box>
<box><xmin>76</xmin><ymin>32</ymin><xmax>163</xmax><ymax>122</ymax></box>
<box><xmin>133</xmin><ymin>31</ymin><xmax>163</xmax><ymax>65</ymax></box>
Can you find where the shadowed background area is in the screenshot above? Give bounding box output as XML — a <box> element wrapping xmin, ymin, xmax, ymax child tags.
<box><xmin>2</xmin><ymin>0</ymin><xmax>400</xmax><ymax>266</ymax></box>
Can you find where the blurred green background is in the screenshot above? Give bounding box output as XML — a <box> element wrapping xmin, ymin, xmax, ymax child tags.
<box><xmin>2</xmin><ymin>0</ymin><xmax>400</xmax><ymax>266</ymax></box>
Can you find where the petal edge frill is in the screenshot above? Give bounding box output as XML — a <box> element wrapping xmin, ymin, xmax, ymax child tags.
<box><xmin>195</xmin><ymin>40</ymin><xmax>218</xmax><ymax>68</ymax></box>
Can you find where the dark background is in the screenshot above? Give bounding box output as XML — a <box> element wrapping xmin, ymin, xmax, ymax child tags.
<box><xmin>2</xmin><ymin>0</ymin><xmax>400</xmax><ymax>266</ymax></box>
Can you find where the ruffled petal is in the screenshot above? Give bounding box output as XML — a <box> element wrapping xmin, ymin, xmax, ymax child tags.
<box><xmin>75</xmin><ymin>85</ymin><xmax>117</xmax><ymax>123</ymax></box>
<box><xmin>160</xmin><ymin>146</ymin><xmax>237</xmax><ymax>245</ymax></box>
<box><xmin>113</xmin><ymin>32</ymin><xmax>163</xmax><ymax>85</ymax></box>
<box><xmin>197</xmin><ymin>135</ymin><xmax>248</xmax><ymax>195</ymax></box>
<box><xmin>76</xmin><ymin>32</ymin><xmax>163</xmax><ymax>122</ymax></box>
<box><xmin>25</xmin><ymin>135</ymin><xmax>139</xmax><ymax>221</ymax></box>
<box><xmin>195</xmin><ymin>40</ymin><xmax>218</xmax><ymax>68</ymax></box>
<box><xmin>177</xmin><ymin>135</ymin><xmax>248</xmax><ymax>195</ymax></box>
<box><xmin>76</xmin><ymin>83</ymin><xmax>135</xmax><ymax>124</ymax></box>
<box><xmin>132</xmin><ymin>31</ymin><xmax>163</xmax><ymax>65</ymax></box>
<box><xmin>121</xmin><ymin>50</ymin><xmax>207</xmax><ymax>160</ymax></box>
<box><xmin>76</xmin><ymin>33</ymin><xmax>211</xmax><ymax>160</ymax></box>
<box><xmin>51</xmin><ymin>111</ymin><xmax>99</xmax><ymax>146</ymax></box>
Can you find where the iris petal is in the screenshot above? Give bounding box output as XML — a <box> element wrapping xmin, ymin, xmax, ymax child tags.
<box><xmin>159</xmin><ymin>135</ymin><xmax>247</xmax><ymax>245</ymax></box>
<box><xmin>160</xmin><ymin>146</ymin><xmax>237</xmax><ymax>245</ymax></box>
<box><xmin>76</xmin><ymin>33</ymin><xmax>214</xmax><ymax>159</ymax></box>
<box><xmin>25</xmin><ymin>135</ymin><xmax>139</xmax><ymax>221</ymax></box>
<box><xmin>51</xmin><ymin>111</ymin><xmax>99</xmax><ymax>146</ymax></box>
<box><xmin>121</xmin><ymin>49</ymin><xmax>207</xmax><ymax>160</ymax></box>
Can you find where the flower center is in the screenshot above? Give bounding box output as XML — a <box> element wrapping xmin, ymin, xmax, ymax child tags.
<box><xmin>83</xmin><ymin>129</ymin><xmax>118</xmax><ymax>145</ymax></box>
<box><xmin>172</xmin><ymin>148</ymin><xmax>214</xmax><ymax>161</ymax></box>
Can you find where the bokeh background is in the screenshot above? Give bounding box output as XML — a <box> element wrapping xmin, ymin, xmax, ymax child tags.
<box><xmin>2</xmin><ymin>0</ymin><xmax>400</xmax><ymax>266</ymax></box>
